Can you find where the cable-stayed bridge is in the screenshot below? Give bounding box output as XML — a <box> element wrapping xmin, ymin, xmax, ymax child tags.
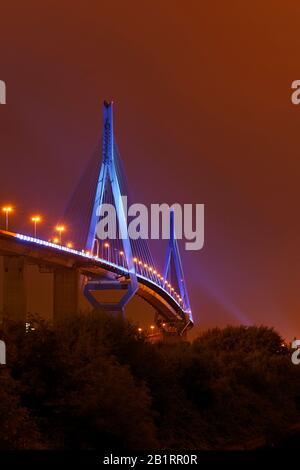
<box><xmin>0</xmin><ymin>102</ymin><xmax>193</xmax><ymax>338</ymax></box>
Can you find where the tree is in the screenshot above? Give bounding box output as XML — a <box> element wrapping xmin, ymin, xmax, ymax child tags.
<box><xmin>0</xmin><ymin>367</ymin><xmax>43</xmax><ymax>449</ymax></box>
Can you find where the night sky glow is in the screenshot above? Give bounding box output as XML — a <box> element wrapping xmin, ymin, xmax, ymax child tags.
<box><xmin>0</xmin><ymin>1</ymin><xmax>300</xmax><ymax>339</ymax></box>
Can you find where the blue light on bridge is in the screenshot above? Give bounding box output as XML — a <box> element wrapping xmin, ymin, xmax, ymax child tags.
<box><xmin>15</xmin><ymin>232</ymin><xmax>191</xmax><ymax>318</ymax></box>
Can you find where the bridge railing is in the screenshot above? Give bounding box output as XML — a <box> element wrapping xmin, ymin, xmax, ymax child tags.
<box><xmin>15</xmin><ymin>232</ymin><xmax>191</xmax><ymax>317</ymax></box>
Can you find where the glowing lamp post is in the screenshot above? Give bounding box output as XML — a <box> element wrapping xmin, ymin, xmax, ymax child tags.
<box><xmin>55</xmin><ymin>225</ymin><xmax>65</xmax><ymax>245</ymax></box>
<box><xmin>2</xmin><ymin>206</ymin><xmax>13</xmax><ymax>231</ymax></box>
<box><xmin>31</xmin><ymin>216</ymin><xmax>41</xmax><ymax>238</ymax></box>
<box><xmin>104</xmin><ymin>242</ymin><xmax>110</xmax><ymax>262</ymax></box>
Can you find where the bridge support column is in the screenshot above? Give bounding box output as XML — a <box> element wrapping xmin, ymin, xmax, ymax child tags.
<box><xmin>83</xmin><ymin>276</ymin><xmax>136</xmax><ymax>316</ymax></box>
<box><xmin>3</xmin><ymin>256</ymin><xmax>27</xmax><ymax>323</ymax></box>
<box><xmin>53</xmin><ymin>267</ymin><xmax>79</xmax><ymax>323</ymax></box>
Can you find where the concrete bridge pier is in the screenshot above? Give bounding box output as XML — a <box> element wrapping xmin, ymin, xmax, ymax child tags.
<box><xmin>3</xmin><ymin>255</ymin><xmax>27</xmax><ymax>322</ymax></box>
<box><xmin>53</xmin><ymin>267</ymin><xmax>79</xmax><ymax>323</ymax></box>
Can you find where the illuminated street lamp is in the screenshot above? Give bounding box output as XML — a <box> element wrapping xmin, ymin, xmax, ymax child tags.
<box><xmin>66</xmin><ymin>242</ymin><xmax>73</xmax><ymax>249</ymax></box>
<box><xmin>55</xmin><ymin>225</ymin><xmax>65</xmax><ymax>245</ymax></box>
<box><xmin>2</xmin><ymin>206</ymin><xmax>13</xmax><ymax>231</ymax></box>
<box><xmin>31</xmin><ymin>216</ymin><xmax>41</xmax><ymax>238</ymax></box>
<box><xmin>104</xmin><ymin>242</ymin><xmax>110</xmax><ymax>262</ymax></box>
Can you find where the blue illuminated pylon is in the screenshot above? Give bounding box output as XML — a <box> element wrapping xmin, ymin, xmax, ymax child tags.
<box><xmin>163</xmin><ymin>210</ymin><xmax>192</xmax><ymax>320</ymax></box>
<box><xmin>84</xmin><ymin>101</ymin><xmax>137</xmax><ymax>312</ymax></box>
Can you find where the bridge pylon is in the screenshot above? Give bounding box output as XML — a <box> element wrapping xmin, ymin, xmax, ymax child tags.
<box><xmin>83</xmin><ymin>101</ymin><xmax>137</xmax><ymax>314</ymax></box>
<box><xmin>163</xmin><ymin>210</ymin><xmax>193</xmax><ymax>329</ymax></box>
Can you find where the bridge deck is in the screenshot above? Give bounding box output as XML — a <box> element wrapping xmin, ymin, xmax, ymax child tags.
<box><xmin>0</xmin><ymin>230</ymin><xmax>192</xmax><ymax>325</ymax></box>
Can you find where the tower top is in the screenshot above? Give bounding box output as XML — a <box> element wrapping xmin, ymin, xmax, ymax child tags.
<box><xmin>103</xmin><ymin>100</ymin><xmax>113</xmax><ymax>108</ymax></box>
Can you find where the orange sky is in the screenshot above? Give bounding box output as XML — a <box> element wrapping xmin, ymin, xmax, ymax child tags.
<box><xmin>0</xmin><ymin>1</ymin><xmax>300</xmax><ymax>339</ymax></box>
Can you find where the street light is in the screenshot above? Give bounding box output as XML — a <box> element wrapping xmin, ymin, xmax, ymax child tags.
<box><xmin>104</xmin><ymin>242</ymin><xmax>110</xmax><ymax>262</ymax></box>
<box><xmin>31</xmin><ymin>216</ymin><xmax>41</xmax><ymax>238</ymax></box>
<box><xmin>66</xmin><ymin>242</ymin><xmax>73</xmax><ymax>249</ymax></box>
<box><xmin>55</xmin><ymin>225</ymin><xmax>65</xmax><ymax>245</ymax></box>
<box><xmin>2</xmin><ymin>206</ymin><xmax>13</xmax><ymax>231</ymax></box>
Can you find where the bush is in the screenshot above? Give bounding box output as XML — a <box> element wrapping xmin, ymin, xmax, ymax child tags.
<box><xmin>1</xmin><ymin>315</ymin><xmax>300</xmax><ymax>449</ymax></box>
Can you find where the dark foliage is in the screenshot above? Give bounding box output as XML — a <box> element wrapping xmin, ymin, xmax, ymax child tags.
<box><xmin>0</xmin><ymin>314</ymin><xmax>299</xmax><ymax>450</ymax></box>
